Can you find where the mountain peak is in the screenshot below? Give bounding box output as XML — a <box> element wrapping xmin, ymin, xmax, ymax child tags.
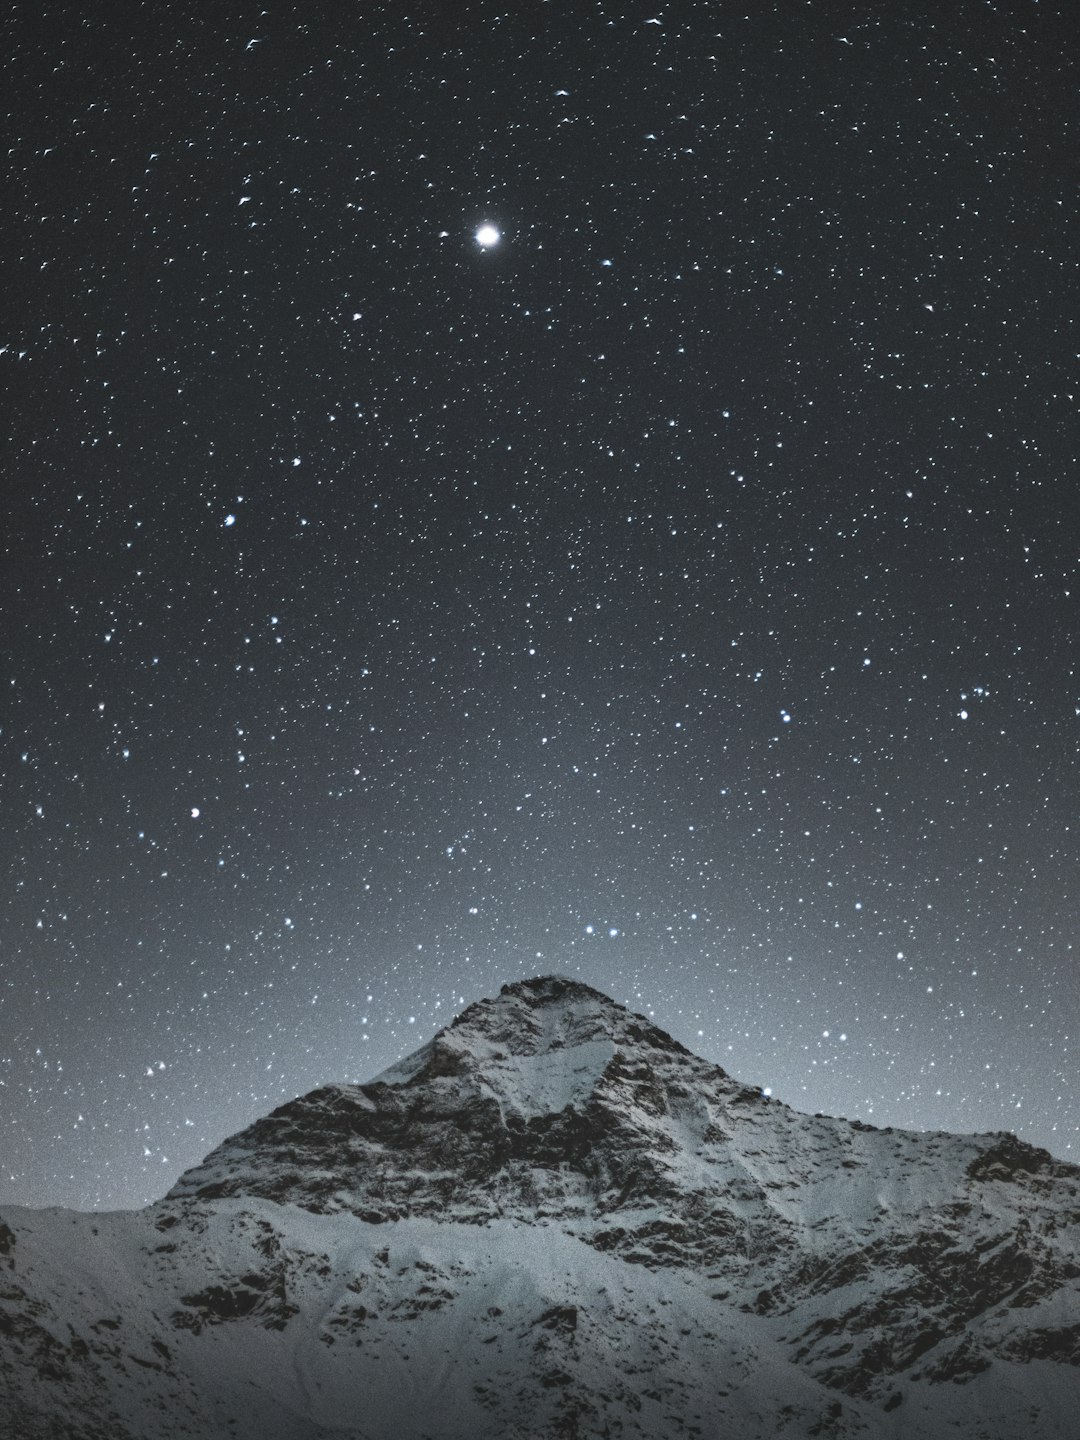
<box><xmin>165</xmin><ymin>977</ymin><xmax>1071</xmax><ymax>1277</ymax></box>
<box><xmin>8</xmin><ymin>978</ymin><xmax>1080</xmax><ymax>1440</ymax></box>
<box><xmin>464</xmin><ymin>972</ymin><xmax>700</xmax><ymax>1061</ymax></box>
<box><xmin>472</xmin><ymin>972</ymin><xmax>646</xmax><ymax>1033</ymax></box>
<box><xmin>499</xmin><ymin>973</ymin><xmax>616</xmax><ymax>1004</ymax></box>
<box><xmin>455</xmin><ymin>971</ymin><xmax>686</xmax><ymax>1049</ymax></box>
<box><xmin>166</xmin><ymin>976</ymin><xmax>711</xmax><ymax>1212</ymax></box>
<box><xmin>373</xmin><ymin>973</ymin><xmax>694</xmax><ymax>1089</ymax></box>
<box><xmin>447</xmin><ymin>971</ymin><xmax>631</xmax><ymax>1054</ymax></box>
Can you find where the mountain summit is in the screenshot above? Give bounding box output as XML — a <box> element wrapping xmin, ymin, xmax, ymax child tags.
<box><xmin>168</xmin><ymin>974</ymin><xmax>707</xmax><ymax>1217</ymax></box>
<box><xmin>2</xmin><ymin>977</ymin><xmax>1078</xmax><ymax>1439</ymax></box>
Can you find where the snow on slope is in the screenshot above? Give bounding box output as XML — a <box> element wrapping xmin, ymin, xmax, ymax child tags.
<box><xmin>2</xmin><ymin>976</ymin><xmax>1079</xmax><ymax>1439</ymax></box>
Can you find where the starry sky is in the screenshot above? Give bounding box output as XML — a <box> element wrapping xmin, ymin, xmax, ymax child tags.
<box><xmin>3</xmin><ymin>1</ymin><xmax>1077</xmax><ymax>1211</ymax></box>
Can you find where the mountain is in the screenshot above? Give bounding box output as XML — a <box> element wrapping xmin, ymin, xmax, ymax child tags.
<box><xmin>2</xmin><ymin>975</ymin><xmax>1078</xmax><ymax>1439</ymax></box>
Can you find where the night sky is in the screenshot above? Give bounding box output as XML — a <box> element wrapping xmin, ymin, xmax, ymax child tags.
<box><xmin>3</xmin><ymin>1</ymin><xmax>1077</xmax><ymax>1211</ymax></box>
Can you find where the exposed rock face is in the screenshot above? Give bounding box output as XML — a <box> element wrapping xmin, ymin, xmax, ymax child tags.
<box><xmin>2</xmin><ymin>976</ymin><xmax>1079</xmax><ymax>1438</ymax></box>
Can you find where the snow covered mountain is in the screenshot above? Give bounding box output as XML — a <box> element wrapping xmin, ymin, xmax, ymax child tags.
<box><xmin>2</xmin><ymin>975</ymin><xmax>1078</xmax><ymax>1438</ymax></box>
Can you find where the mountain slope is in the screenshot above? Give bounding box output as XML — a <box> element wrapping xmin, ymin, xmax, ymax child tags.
<box><xmin>2</xmin><ymin>976</ymin><xmax>1078</xmax><ymax>1438</ymax></box>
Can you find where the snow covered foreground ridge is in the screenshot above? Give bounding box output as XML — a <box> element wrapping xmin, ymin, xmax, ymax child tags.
<box><xmin>2</xmin><ymin>977</ymin><xmax>1079</xmax><ymax>1440</ymax></box>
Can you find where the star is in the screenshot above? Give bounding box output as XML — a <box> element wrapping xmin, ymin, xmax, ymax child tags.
<box><xmin>475</xmin><ymin>224</ymin><xmax>500</xmax><ymax>248</ymax></box>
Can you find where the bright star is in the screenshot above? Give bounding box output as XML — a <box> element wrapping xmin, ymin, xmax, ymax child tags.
<box><xmin>475</xmin><ymin>224</ymin><xmax>500</xmax><ymax>248</ymax></box>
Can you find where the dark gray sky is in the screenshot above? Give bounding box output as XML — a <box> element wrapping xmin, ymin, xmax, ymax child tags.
<box><xmin>3</xmin><ymin>0</ymin><xmax>1077</xmax><ymax>1209</ymax></box>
